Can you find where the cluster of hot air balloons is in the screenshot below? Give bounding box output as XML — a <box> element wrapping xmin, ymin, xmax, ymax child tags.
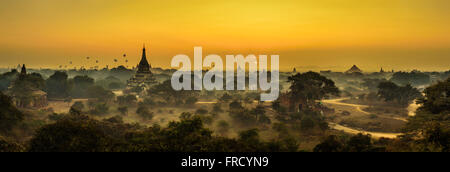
<box><xmin>59</xmin><ymin>53</ymin><xmax>131</xmax><ymax>70</ymax></box>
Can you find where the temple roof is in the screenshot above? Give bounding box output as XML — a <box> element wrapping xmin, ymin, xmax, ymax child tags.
<box><xmin>346</xmin><ymin>65</ymin><xmax>363</xmax><ymax>73</ymax></box>
<box><xmin>137</xmin><ymin>45</ymin><xmax>151</xmax><ymax>73</ymax></box>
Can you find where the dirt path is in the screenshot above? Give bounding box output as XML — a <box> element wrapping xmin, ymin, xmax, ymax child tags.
<box><xmin>322</xmin><ymin>98</ymin><xmax>404</xmax><ymax>139</ymax></box>
<box><xmin>322</xmin><ymin>98</ymin><xmax>408</xmax><ymax>122</ymax></box>
<box><xmin>198</xmin><ymin>98</ymin><xmax>406</xmax><ymax>139</ymax></box>
<box><xmin>407</xmin><ymin>100</ymin><xmax>420</xmax><ymax>117</ymax></box>
<box><xmin>328</xmin><ymin>122</ymin><xmax>401</xmax><ymax>139</ymax></box>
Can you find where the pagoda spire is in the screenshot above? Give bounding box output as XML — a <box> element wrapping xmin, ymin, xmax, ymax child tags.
<box><xmin>137</xmin><ymin>44</ymin><xmax>151</xmax><ymax>73</ymax></box>
<box><xmin>141</xmin><ymin>44</ymin><xmax>147</xmax><ymax>61</ymax></box>
<box><xmin>20</xmin><ymin>64</ymin><xmax>27</xmax><ymax>75</ymax></box>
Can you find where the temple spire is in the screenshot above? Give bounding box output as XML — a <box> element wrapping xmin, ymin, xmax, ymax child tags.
<box><xmin>20</xmin><ymin>64</ymin><xmax>26</xmax><ymax>75</ymax></box>
<box><xmin>137</xmin><ymin>44</ymin><xmax>151</xmax><ymax>73</ymax></box>
<box><xmin>141</xmin><ymin>44</ymin><xmax>147</xmax><ymax>61</ymax></box>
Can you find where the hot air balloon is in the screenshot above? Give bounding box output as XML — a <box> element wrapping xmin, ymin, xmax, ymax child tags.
<box><xmin>86</xmin><ymin>57</ymin><xmax>90</xmax><ymax>60</ymax></box>
<box><xmin>123</xmin><ymin>54</ymin><xmax>126</xmax><ymax>58</ymax></box>
<box><xmin>114</xmin><ymin>59</ymin><xmax>118</xmax><ymax>62</ymax></box>
<box><xmin>96</xmin><ymin>60</ymin><xmax>99</xmax><ymax>63</ymax></box>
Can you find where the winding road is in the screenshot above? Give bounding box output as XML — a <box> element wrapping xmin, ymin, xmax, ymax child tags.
<box><xmin>196</xmin><ymin>98</ymin><xmax>416</xmax><ymax>139</ymax></box>
<box><xmin>322</xmin><ymin>98</ymin><xmax>405</xmax><ymax>139</ymax></box>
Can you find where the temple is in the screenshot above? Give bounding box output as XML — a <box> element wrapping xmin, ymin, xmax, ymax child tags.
<box><xmin>345</xmin><ymin>65</ymin><xmax>363</xmax><ymax>74</ymax></box>
<box><xmin>126</xmin><ymin>45</ymin><xmax>157</xmax><ymax>91</ymax></box>
<box><xmin>6</xmin><ymin>64</ymin><xmax>48</xmax><ymax>108</ymax></box>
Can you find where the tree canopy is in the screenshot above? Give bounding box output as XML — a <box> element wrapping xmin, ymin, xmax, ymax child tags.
<box><xmin>0</xmin><ymin>93</ymin><xmax>24</xmax><ymax>133</ymax></box>
<box><xmin>287</xmin><ymin>72</ymin><xmax>340</xmax><ymax>104</ymax></box>
<box><xmin>404</xmin><ymin>78</ymin><xmax>449</xmax><ymax>151</ymax></box>
<box><xmin>46</xmin><ymin>71</ymin><xmax>71</xmax><ymax>98</ymax></box>
<box><xmin>377</xmin><ymin>81</ymin><xmax>421</xmax><ymax>106</ymax></box>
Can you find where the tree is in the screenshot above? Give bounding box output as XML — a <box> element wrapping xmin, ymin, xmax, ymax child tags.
<box><xmin>87</xmin><ymin>100</ymin><xmax>96</xmax><ymax>111</ymax></box>
<box><xmin>117</xmin><ymin>95</ymin><xmax>137</xmax><ymax>106</ymax></box>
<box><xmin>0</xmin><ymin>93</ymin><xmax>24</xmax><ymax>133</ymax></box>
<box><xmin>90</xmin><ymin>103</ymin><xmax>109</xmax><ymax>115</ymax></box>
<box><xmin>70</xmin><ymin>101</ymin><xmax>85</xmax><ymax>112</ymax></box>
<box><xmin>219</xmin><ymin>93</ymin><xmax>233</xmax><ymax>103</ymax></box>
<box><xmin>404</xmin><ymin>78</ymin><xmax>450</xmax><ymax>151</ymax></box>
<box><xmin>28</xmin><ymin>115</ymin><xmax>114</xmax><ymax>152</ymax></box>
<box><xmin>185</xmin><ymin>96</ymin><xmax>198</xmax><ymax>106</ymax></box>
<box><xmin>0</xmin><ymin>70</ymin><xmax>18</xmax><ymax>91</ymax></box>
<box><xmin>390</xmin><ymin>71</ymin><xmax>430</xmax><ymax>87</ymax></box>
<box><xmin>377</xmin><ymin>81</ymin><xmax>421</xmax><ymax>106</ymax></box>
<box><xmin>46</xmin><ymin>71</ymin><xmax>71</xmax><ymax>98</ymax></box>
<box><xmin>136</xmin><ymin>105</ymin><xmax>153</xmax><ymax>120</ymax></box>
<box><xmin>216</xmin><ymin>120</ymin><xmax>230</xmax><ymax>136</ymax></box>
<box><xmin>346</xmin><ymin>133</ymin><xmax>373</xmax><ymax>152</ymax></box>
<box><xmin>103</xmin><ymin>115</ymin><xmax>124</xmax><ymax>124</ymax></box>
<box><xmin>70</xmin><ymin>75</ymin><xmax>94</xmax><ymax>98</ymax></box>
<box><xmin>300</xmin><ymin>116</ymin><xmax>315</xmax><ymax>131</ymax></box>
<box><xmin>87</xmin><ymin>85</ymin><xmax>114</xmax><ymax>102</ymax></box>
<box><xmin>314</xmin><ymin>134</ymin><xmax>378</xmax><ymax>152</ymax></box>
<box><xmin>212</xmin><ymin>103</ymin><xmax>223</xmax><ymax>113</ymax></box>
<box><xmin>362</xmin><ymin>78</ymin><xmax>387</xmax><ymax>91</ymax></box>
<box><xmin>157</xmin><ymin>115</ymin><xmax>213</xmax><ymax>151</ymax></box>
<box><xmin>229</xmin><ymin>100</ymin><xmax>243</xmax><ymax>110</ymax></box>
<box><xmin>287</xmin><ymin>72</ymin><xmax>339</xmax><ymax>111</ymax></box>
<box><xmin>150</xmin><ymin>80</ymin><xmax>197</xmax><ymax>105</ymax></box>
<box><xmin>377</xmin><ymin>81</ymin><xmax>398</xmax><ymax>101</ymax></box>
<box><xmin>118</xmin><ymin>106</ymin><xmax>128</xmax><ymax>116</ymax></box>
<box><xmin>251</xmin><ymin>105</ymin><xmax>266</xmax><ymax>121</ymax></box>
<box><xmin>108</xmin><ymin>82</ymin><xmax>123</xmax><ymax>90</ymax></box>
<box><xmin>239</xmin><ymin>129</ymin><xmax>260</xmax><ymax>142</ymax></box>
<box><xmin>417</xmin><ymin>78</ymin><xmax>450</xmax><ymax>114</ymax></box>
<box><xmin>313</xmin><ymin>135</ymin><xmax>344</xmax><ymax>152</ymax></box>
<box><xmin>195</xmin><ymin>108</ymin><xmax>208</xmax><ymax>115</ymax></box>
<box><xmin>73</xmin><ymin>75</ymin><xmax>94</xmax><ymax>86</ymax></box>
<box><xmin>258</xmin><ymin>114</ymin><xmax>271</xmax><ymax>125</ymax></box>
<box><xmin>0</xmin><ymin>136</ymin><xmax>24</xmax><ymax>152</ymax></box>
<box><xmin>26</xmin><ymin>110</ymin><xmax>302</xmax><ymax>152</ymax></box>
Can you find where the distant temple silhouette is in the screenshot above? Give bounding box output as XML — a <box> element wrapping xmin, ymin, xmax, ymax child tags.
<box><xmin>126</xmin><ymin>45</ymin><xmax>157</xmax><ymax>92</ymax></box>
<box><xmin>345</xmin><ymin>65</ymin><xmax>363</xmax><ymax>74</ymax></box>
<box><xmin>20</xmin><ymin>64</ymin><xmax>27</xmax><ymax>76</ymax></box>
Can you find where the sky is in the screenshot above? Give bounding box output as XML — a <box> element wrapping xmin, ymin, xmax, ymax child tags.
<box><xmin>0</xmin><ymin>0</ymin><xmax>449</xmax><ymax>72</ymax></box>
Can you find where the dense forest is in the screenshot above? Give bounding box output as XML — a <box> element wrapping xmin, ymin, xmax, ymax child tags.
<box><xmin>0</xmin><ymin>67</ymin><xmax>448</xmax><ymax>152</ymax></box>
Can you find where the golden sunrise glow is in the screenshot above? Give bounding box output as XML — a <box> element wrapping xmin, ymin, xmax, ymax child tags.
<box><xmin>0</xmin><ymin>0</ymin><xmax>449</xmax><ymax>71</ymax></box>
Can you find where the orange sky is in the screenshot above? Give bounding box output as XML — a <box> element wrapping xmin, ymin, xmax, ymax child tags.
<box><xmin>0</xmin><ymin>0</ymin><xmax>449</xmax><ymax>71</ymax></box>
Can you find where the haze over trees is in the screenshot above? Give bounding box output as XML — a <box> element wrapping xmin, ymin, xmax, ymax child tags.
<box><xmin>390</xmin><ymin>71</ymin><xmax>431</xmax><ymax>87</ymax></box>
<box><xmin>0</xmin><ymin>67</ymin><xmax>448</xmax><ymax>152</ymax></box>
<box><xmin>46</xmin><ymin>71</ymin><xmax>71</xmax><ymax>98</ymax></box>
<box><xmin>377</xmin><ymin>81</ymin><xmax>422</xmax><ymax>106</ymax></box>
<box><xmin>0</xmin><ymin>70</ymin><xmax>18</xmax><ymax>92</ymax></box>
